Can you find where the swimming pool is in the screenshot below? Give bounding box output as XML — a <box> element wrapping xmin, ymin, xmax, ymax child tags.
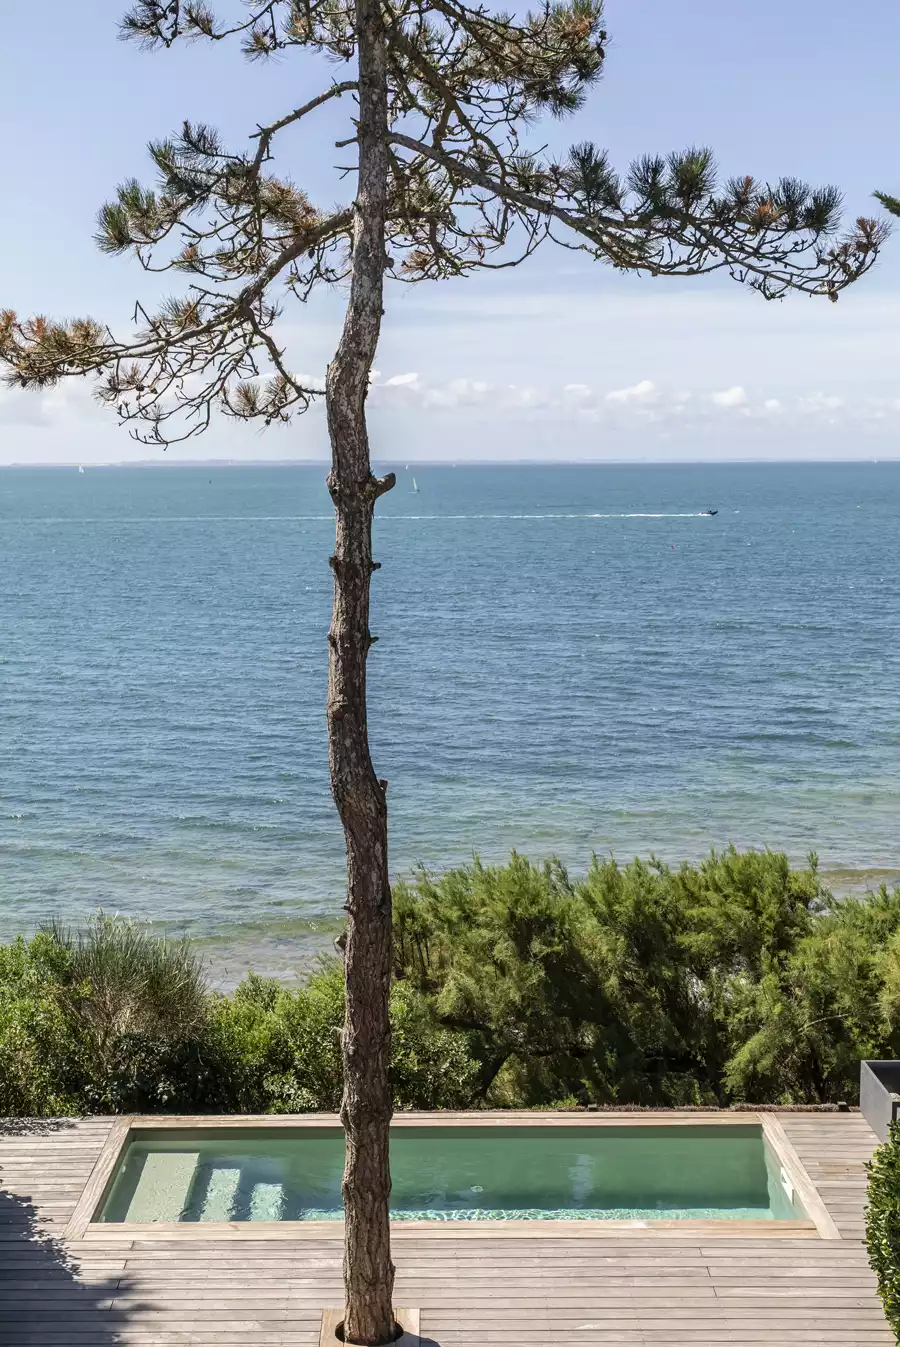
<box><xmin>94</xmin><ymin>1120</ymin><xmax>811</xmax><ymax>1226</ymax></box>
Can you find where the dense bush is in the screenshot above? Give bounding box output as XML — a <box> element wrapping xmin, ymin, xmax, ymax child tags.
<box><xmin>0</xmin><ymin>919</ymin><xmax>228</xmax><ymax>1115</ymax></box>
<box><xmin>0</xmin><ymin>920</ymin><xmax>480</xmax><ymax>1117</ymax></box>
<box><xmin>205</xmin><ymin>964</ymin><xmax>479</xmax><ymax>1113</ymax></box>
<box><xmin>2</xmin><ymin>849</ymin><xmax>900</xmax><ymax>1116</ymax></box>
<box><xmin>866</xmin><ymin>1120</ymin><xmax>900</xmax><ymax>1338</ymax></box>
<box><xmin>393</xmin><ymin>848</ymin><xmax>900</xmax><ymax>1107</ymax></box>
<box><xmin>0</xmin><ymin>931</ymin><xmax>82</xmax><ymax>1115</ymax></box>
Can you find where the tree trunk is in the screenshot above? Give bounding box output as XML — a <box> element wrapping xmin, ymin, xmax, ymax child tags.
<box><xmin>324</xmin><ymin>0</ymin><xmax>395</xmax><ymax>1340</ymax></box>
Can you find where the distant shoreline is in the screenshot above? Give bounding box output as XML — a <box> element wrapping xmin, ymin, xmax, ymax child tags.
<box><xmin>3</xmin><ymin>458</ymin><xmax>900</xmax><ymax>470</ymax></box>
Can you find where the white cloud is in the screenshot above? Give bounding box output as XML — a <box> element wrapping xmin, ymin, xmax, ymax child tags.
<box><xmin>0</xmin><ymin>377</ymin><xmax>110</xmax><ymax>430</ymax></box>
<box><xmin>366</xmin><ymin>374</ymin><xmax>900</xmax><ymax>445</ymax></box>
<box><xmin>383</xmin><ymin>372</ymin><xmax>421</xmax><ymax>388</ymax></box>
<box><xmin>605</xmin><ymin>379</ymin><xmax>657</xmax><ymax>405</ymax></box>
<box><xmin>294</xmin><ymin>371</ymin><xmax>326</xmax><ymax>392</ymax></box>
<box><xmin>7</xmin><ymin>258</ymin><xmax>900</xmax><ymax>464</ymax></box>
<box><xmin>793</xmin><ymin>393</ymin><xmax>847</xmax><ymax>428</ymax></box>
<box><xmin>378</xmin><ymin>374</ymin><xmax>556</xmax><ymax>413</ymax></box>
<box><xmin>6</xmin><ymin>341</ymin><xmax>900</xmax><ymax>463</ymax></box>
<box><xmin>422</xmin><ymin>378</ymin><xmax>491</xmax><ymax>408</ymax></box>
<box><xmin>710</xmin><ymin>386</ymin><xmax>748</xmax><ymax>409</ymax></box>
<box><xmin>511</xmin><ymin>386</ymin><xmax>547</xmax><ymax>409</ymax></box>
<box><xmin>798</xmin><ymin>393</ymin><xmax>844</xmax><ymax>414</ymax></box>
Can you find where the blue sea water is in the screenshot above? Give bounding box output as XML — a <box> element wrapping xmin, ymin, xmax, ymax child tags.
<box><xmin>2</xmin><ymin>461</ymin><xmax>899</xmax><ymax>980</ymax></box>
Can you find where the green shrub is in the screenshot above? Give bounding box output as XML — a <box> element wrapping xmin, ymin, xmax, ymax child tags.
<box><xmin>47</xmin><ymin>915</ymin><xmax>212</xmax><ymax>1112</ymax></box>
<box><xmin>0</xmin><ymin>934</ymin><xmax>82</xmax><ymax>1115</ymax></box>
<box><xmin>0</xmin><ymin>918</ymin><xmax>223</xmax><ymax>1114</ymax></box>
<box><xmin>3</xmin><ymin>850</ymin><xmax>900</xmax><ymax>1116</ymax></box>
<box><xmin>388</xmin><ymin>979</ymin><xmax>480</xmax><ymax>1110</ymax></box>
<box><xmin>209</xmin><ymin>963</ymin><xmax>480</xmax><ymax>1113</ymax></box>
<box><xmin>0</xmin><ymin>923</ymin><xmax>481</xmax><ymax>1116</ymax></box>
<box><xmin>208</xmin><ymin>965</ymin><xmax>347</xmax><ymax>1113</ymax></box>
<box><xmin>866</xmin><ymin>1120</ymin><xmax>900</xmax><ymax>1337</ymax></box>
<box><xmin>725</xmin><ymin>885</ymin><xmax>900</xmax><ymax>1103</ymax></box>
<box><xmin>393</xmin><ymin>848</ymin><xmax>900</xmax><ymax>1108</ymax></box>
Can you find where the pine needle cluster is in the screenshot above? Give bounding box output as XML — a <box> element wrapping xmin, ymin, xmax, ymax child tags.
<box><xmin>0</xmin><ymin>0</ymin><xmax>890</xmax><ymax>443</ymax></box>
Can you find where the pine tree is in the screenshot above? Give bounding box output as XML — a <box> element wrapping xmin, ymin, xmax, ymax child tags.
<box><xmin>0</xmin><ymin>3</ymin><xmax>889</xmax><ymax>1342</ymax></box>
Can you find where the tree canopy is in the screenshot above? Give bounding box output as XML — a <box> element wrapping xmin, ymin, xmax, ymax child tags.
<box><xmin>0</xmin><ymin>0</ymin><xmax>888</xmax><ymax>443</ymax></box>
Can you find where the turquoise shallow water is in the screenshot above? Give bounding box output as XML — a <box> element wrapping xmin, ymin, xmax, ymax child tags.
<box><xmin>2</xmin><ymin>462</ymin><xmax>900</xmax><ymax>977</ymax></box>
<box><xmin>99</xmin><ymin>1125</ymin><xmax>800</xmax><ymax>1223</ymax></box>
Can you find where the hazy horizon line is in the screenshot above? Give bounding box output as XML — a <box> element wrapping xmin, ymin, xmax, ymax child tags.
<box><xmin>3</xmin><ymin>457</ymin><xmax>899</xmax><ymax>470</ymax></box>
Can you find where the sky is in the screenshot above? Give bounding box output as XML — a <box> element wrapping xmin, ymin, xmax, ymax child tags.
<box><xmin>0</xmin><ymin>0</ymin><xmax>898</xmax><ymax>464</ymax></box>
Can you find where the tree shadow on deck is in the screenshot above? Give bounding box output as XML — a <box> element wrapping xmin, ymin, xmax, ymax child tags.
<box><xmin>2</xmin><ymin>1120</ymin><xmax>444</xmax><ymax>1347</ymax></box>
<box><xmin>0</xmin><ymin>1117</ymin><xmax>127</xmax><ymax>1346</ymax></box>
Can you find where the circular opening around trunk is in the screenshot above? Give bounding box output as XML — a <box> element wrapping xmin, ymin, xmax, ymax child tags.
<box><xmin>333</xmin><ymin>1320</ymin><xmax>405</xmax><ymax>1345</ymax></box>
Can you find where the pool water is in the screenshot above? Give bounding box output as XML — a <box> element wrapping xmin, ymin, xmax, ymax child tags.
<box><xmin>98</xmin><ymin>1124</ymin><xmax>804</xmax><ymax>1224</ymax></box>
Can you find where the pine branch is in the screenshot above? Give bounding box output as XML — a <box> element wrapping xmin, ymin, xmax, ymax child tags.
<box><xmin>250</xmin><ymin>81</ymin><xmax>359</xmax><ymax>174</ymax></box>
<box><xmin>388</xmin><ymin>130</ymin><xmax>888</xmax><ymax>298</ymax></box>
<box><xmin>0</xmin><ymin>207</ymin><xmax>351</xmax><ymax>444</ymax></box>
<box><xmin>875</xmin><ymin>191</ymin><xmax>900</xmax><ymax>218</ymax></box>
<box><xmin>1</xmin><ymin>0</ymin><xmax>888</xmax><ymax>445</ymax></box>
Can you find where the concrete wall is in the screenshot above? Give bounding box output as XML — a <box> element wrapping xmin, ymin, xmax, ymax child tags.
<box><xmin>860</xmin><ymin>1060</ymin><xmax>900</xmax><ymax>1142</ymax></box>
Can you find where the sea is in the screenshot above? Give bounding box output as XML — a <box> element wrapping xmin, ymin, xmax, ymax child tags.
<box><xmin>3</xmin><ymin>461</ymin><xmax>899</xmax><ymax>985</ymax></box>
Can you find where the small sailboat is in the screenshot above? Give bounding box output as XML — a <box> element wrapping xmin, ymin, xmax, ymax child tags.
<box><xmin>411</xmin><ymin>476</ymin><xmax>419</xmax><ymax>493</ymax></box>
<box><xmin>78</xmin><ymin>465</ymin><xmax>85</xmax><ymax>474</ymax></box>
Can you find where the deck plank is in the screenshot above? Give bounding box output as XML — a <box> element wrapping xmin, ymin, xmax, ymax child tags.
<box><xmin>0</xmin><ymin>1111</ymin><xmax>888</xmax><ymax>1345</ymax></box>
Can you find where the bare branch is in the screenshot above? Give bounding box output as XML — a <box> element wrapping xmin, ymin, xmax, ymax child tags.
<box><xmin>250</xmin><ymin>80</ymin><xmax>358</xmax><ymax>174</ymax></box>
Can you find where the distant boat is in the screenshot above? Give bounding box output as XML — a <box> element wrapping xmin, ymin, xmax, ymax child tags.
<box><xmin>411</xmin><ymin>476</ymin><xmax>419</xmax><ymax>493</ymax></box>
<box><xmin>78</xmin><ymin>465</ymin><xmax>85</xmax><ymax>474</ymax></box>
<box><xmin>704</xmin><ymin>508</ymin><xmax>718</xmax><ymax>516</ymax></box>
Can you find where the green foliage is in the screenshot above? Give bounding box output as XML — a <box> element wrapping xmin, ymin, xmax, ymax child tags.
<box><xmin>394</xmin><ymin>849</ymin><xmax>900</xmax><ymax>1108</ymax></box>
<box><xmin>207</xmin><ymin>965</ymin><xmax>348</xmax><ymax>1113</ymax></box>
<box><xmin>207</xmin><ymin>963</ymin><xmax>480</xmax><ymax>1113</ymax></box>
<box><xmin>43</xmin><ymin>915</ymin><xmax>211</xmax><ymax>1112</ymax></box>
<box><xmin>875</xmin><ymin>191</ymin><xmax>900</xmax><ymax>218</ymax></box>
<box><xmin>3</xmin><ymin>854</ymin><xmax>900</xmax><ymax>1116</ymax></box>
<box><xmin>866</xmin><ymin>1120</ymin><xmax>900</xmax><ymax>1336</ymax></box>
<box><xmin>0</xmin><ymin>934</ymin><xmax>82</xmax><ymax>1115</ymax></box>
<box><xmin>0</xmin><ymin>921</ymin><xmax>479</xmax><ymax>1117</ymax></box>
<box><xmin>726</xmin><ymin>885</ymin><xmax>900</xmax><ymax>1103</ymax></box>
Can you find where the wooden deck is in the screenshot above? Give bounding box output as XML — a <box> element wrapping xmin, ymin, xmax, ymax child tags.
<box><xmin>0</xmin><ymin>1112</ymin><xmax>889</xmax><ymax>1346</ymax></box>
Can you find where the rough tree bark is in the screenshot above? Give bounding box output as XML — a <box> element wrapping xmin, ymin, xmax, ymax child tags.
<box><xmin>324</xmin><ymin>0</ymin><xmax>396</xmax><ymax>1340</ymax></box>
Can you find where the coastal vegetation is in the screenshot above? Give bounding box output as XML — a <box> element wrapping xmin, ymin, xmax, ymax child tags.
<box><xmin>3</xmin><ymin>849</ymin><xmax>899</xmax><ymax>1119</ymax></box>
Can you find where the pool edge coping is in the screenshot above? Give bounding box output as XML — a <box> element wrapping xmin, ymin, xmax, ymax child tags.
<box><xmin>759</xmin><ymin>1112</ymin><xmax>841</xmax><ymax>1239</ymax></box>
<box><xmin>63</xmin><ymin>1110</ymin><xmax>836</xmax><ymax>1243</ymax></box>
